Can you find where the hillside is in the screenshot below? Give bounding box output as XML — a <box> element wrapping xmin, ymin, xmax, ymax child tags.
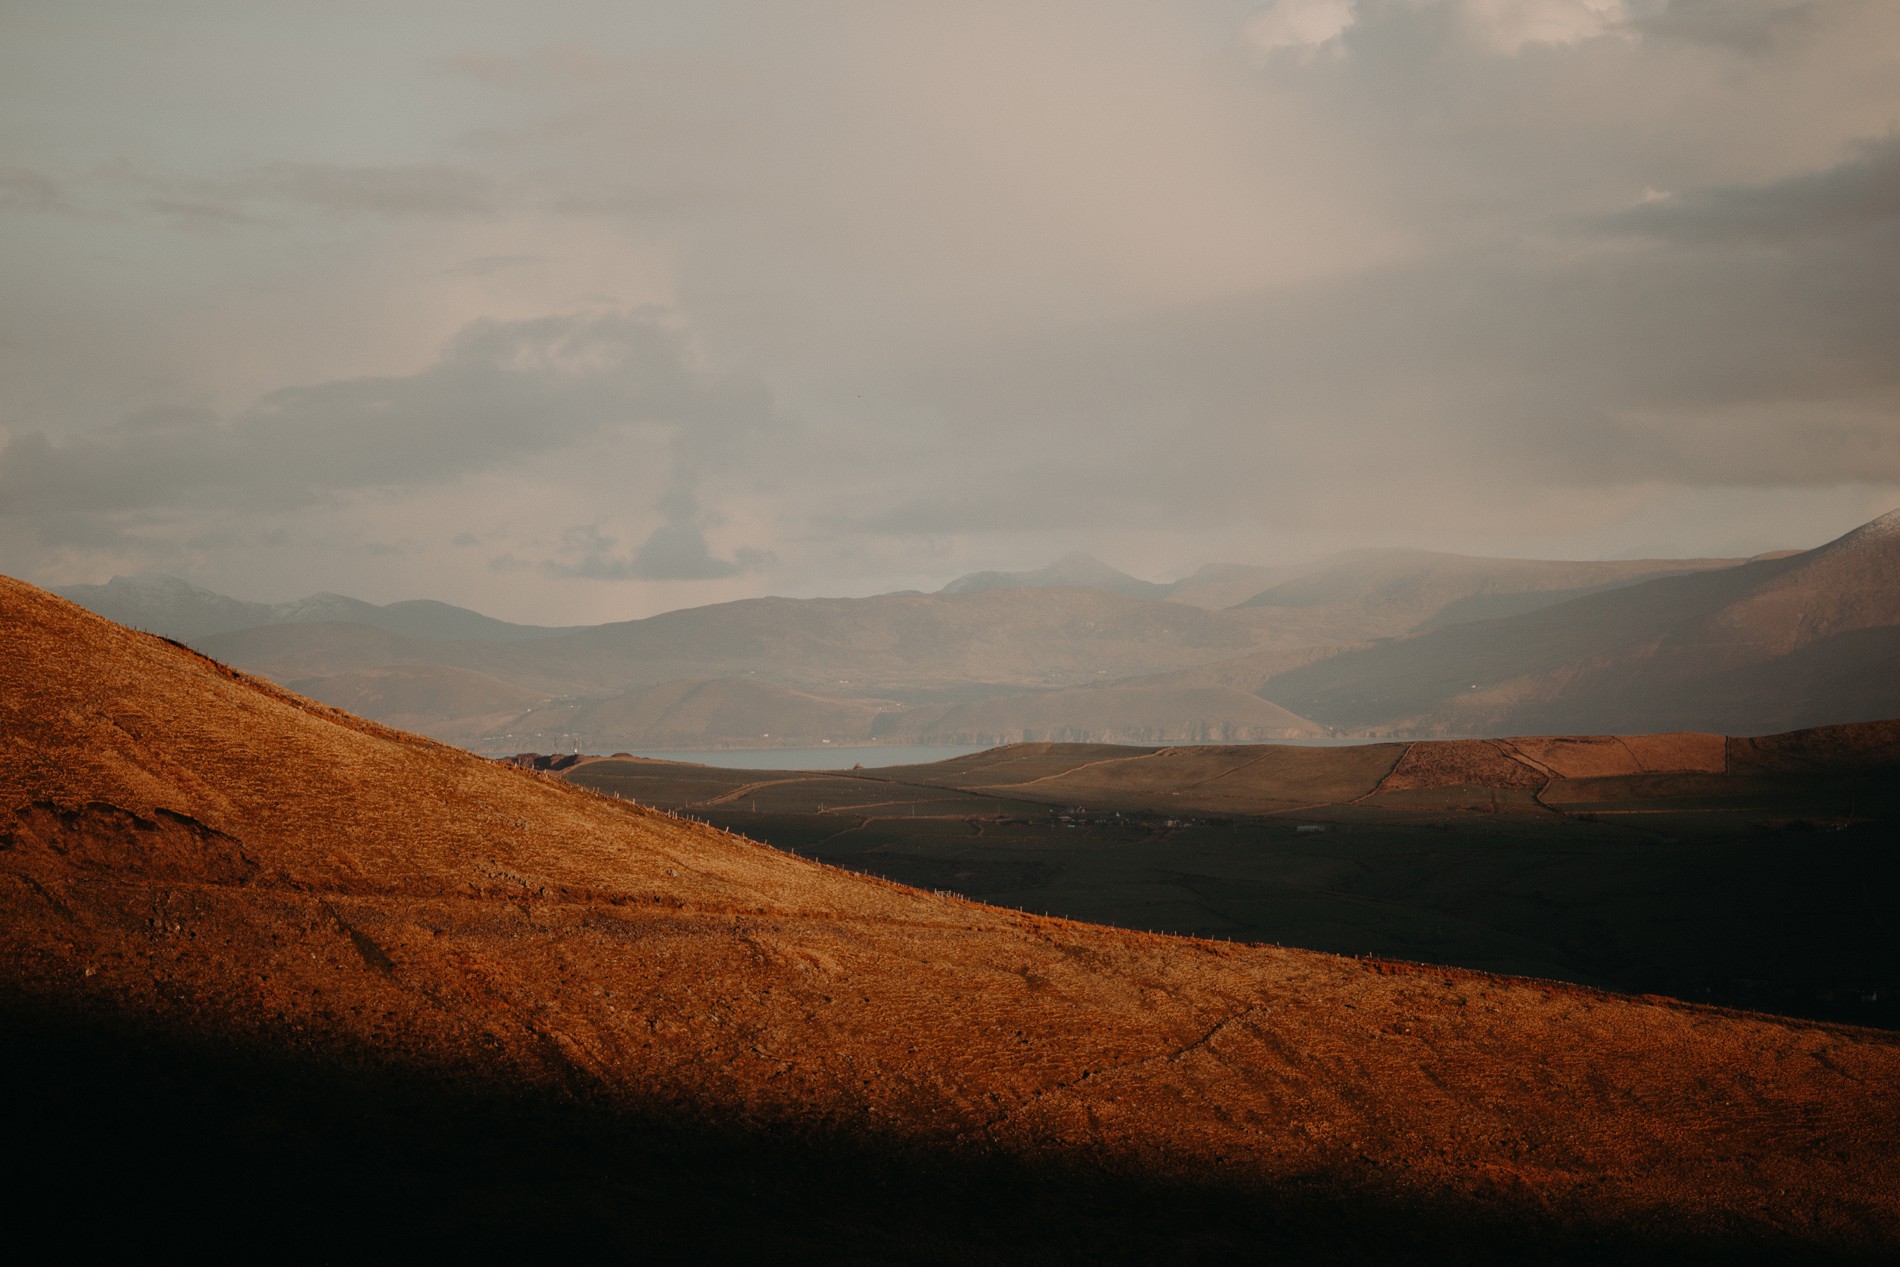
<box><xmin>198</xmin><ymin>586</ymin><xmax>1279</xmax><ymax>696</ymax></box>
<box><xmin>1263</xmin><ymin>511</ymin><xmax>1900</xmax><ymax>735</ymax></box>
<box><xmin>941</xmin><ymin>552</ymin><xmax>1172</xmax><ymax>601</ymax></box>
<box><xmin>567</xmin><ymin>725</ymin><xmax>1900</xmax><ymax>1023</ymax></box>
<box><xmin>1234</xmin><ymin>548</ymin><xmax>1749</xmax><ymax>638</ymax></box>
<box><xmin>193</xmin><ymin>587</ymin><xmax>1318</xmax><ymax>747</ymax></box>
<box><xmin>55</xmin><ymin>572</ymin><xmax>577</xmax><ymax>642</ymax></box>
<box><xmin>849</xmin><ymin>725</ymin><xmax>1899</xmax><ymax>817</ymax></box>
<box><xmin>884</xmin><ymin>683</ymin><xmax>1323</xmax><ymax>745</ymax></box>
<box><xmin>487</xmin><ymin>675</ymin><xmax>901</xmax><ymax>751</ymax></box>
<box><xmin>1162</xmin><ymin>561</ymin><xmax>1311</xmax><ymax>609</ymax></box>
<box><xmin>385</xmin><ymin>673</ymin><xmax>1325</xmax><ymax>753</ymax></box>
<box><xmin>5</xmin><ymin>573</ymin><xmax>1898</xmax><ymax>1257</ymax></box>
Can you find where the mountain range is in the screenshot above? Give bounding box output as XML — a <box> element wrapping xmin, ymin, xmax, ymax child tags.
<box><xmin>1263</xmin><ymin>510</ymin><xmax>1900</xmax><ymax>736</ymax></box>
<box><xmin>54</xmin><ymin>571</ymin><xmax>578</xmax><ymax>642</ymax></box>
<box><xmin>49</xmin><ymin>510</ymin><xmax>1899</xmax><ymax>750</ymax></box>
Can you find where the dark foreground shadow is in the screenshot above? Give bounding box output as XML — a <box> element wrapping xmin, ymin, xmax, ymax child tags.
<box><xmin>1</xmin><ymin>999</ymin><xmax>1881</xmax><ymax>1265</ymax></box>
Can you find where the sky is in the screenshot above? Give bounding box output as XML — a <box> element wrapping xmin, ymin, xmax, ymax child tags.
<box><xmin>2</xmin><ymin>0</ymin><xmax>1897</xmax><ymax>623</ymax></box>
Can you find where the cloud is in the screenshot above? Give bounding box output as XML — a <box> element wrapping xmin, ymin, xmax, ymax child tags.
<box><xmin>0</xmin><ymin>167</ymin><xmax>72</xmax><ymax>215</ymax></box>
<box><xmin>1630</xmin><ymin>0</ymin><xmax>1819</xmax><ymax>57</ymax></box>
<box><xmin>1245</xmin><ymin>0</ymin><xmax>1357</xmax><ymax>57</ymax></box>
<box><xmin>537</xmin><ymin>519</ymin><xmax>774</xmax><ymax>582</ymax></box>
<box><xmin>0</xmin><ymin>309</ymin><xmax>771</xmax><ymax>529</ymax></box>
<box><xmin>1456</xmin><ymin>0</ymin><xmax>1626</xmax><ymax>54</ymax></box>
<box><xmin>146</xmin><ymin>196</ymin><xmax>262</xmax><ymax>231</ymax></box>
<box><xmin>1599</xmin><ymin>134</ymin><xmax>1900</xmax><ymax>243</ymax></box>
<box><xmin>1247</xmin><ymin>0</ymin><xmax>1627</xmax><ymax>60</ymax></box>
<box><xmin>5</xmin><ymin>1</ymin><xmax>1899</xmax><ymax>610</ymax></box>
<box><xmin>1588</xmin><ymin>398</ymin><xmax>1900</xmax><ymax>486</ymax></box>
<box><xmin>440</xmin><ymin>254</ymin><xmax>548</xmax><ymax>278</ymax></box>
<box><xmin>105</xmin><ymin>161</ymin><xmax>504</xmax><ymax>228</ymax></box>
<box><xmin>824</xmin><ymin>140</ymin><xmax>1900</xmax><ymax>536</ymax></box>
<box><xmin>249</xmin><ymin>162</ymin><xmax>498</xmax><ymax>217</ymax></box>
<box><xmin>442</xmin><ymin>41</ymin><xmax>630</xmax><ymax>90</ymax></box>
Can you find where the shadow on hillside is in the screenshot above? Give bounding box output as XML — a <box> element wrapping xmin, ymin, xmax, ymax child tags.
<box><xmin>4</xmin><ymin>998</ymin><xmax>1877</xmax><ymax>1265</ymax></box>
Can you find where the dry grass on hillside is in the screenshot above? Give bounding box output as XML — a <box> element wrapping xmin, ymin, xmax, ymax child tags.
<box><xmin>4</xmin><ymin>574</ymin><xmax>1899</xmax><ymax>1258</ymax></box>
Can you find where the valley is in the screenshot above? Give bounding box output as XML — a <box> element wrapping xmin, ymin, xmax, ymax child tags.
<box><xmin>563</xmin><ymin>727</ymin><xmax>1900</xmax><ymax>1029</ymax></box>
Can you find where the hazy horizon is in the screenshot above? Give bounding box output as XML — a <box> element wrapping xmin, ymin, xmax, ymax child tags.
<box><xmin>5</xmin><ymin>2</ymin><xmax>1898</xmax><ymax>624</ymax></box>
<box><xmin>57</xmin><ymin>521</ymin><xmax>1863</xmax><ymax>622</ymax></box>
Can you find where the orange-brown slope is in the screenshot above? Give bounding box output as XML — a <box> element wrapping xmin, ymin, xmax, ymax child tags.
<box><xmin>880</xmin><ymin>741</ymin><xmax>1405</xmax><ymax>814</ymax></box>
<box><xmin>887</xmin><ymin>682</ymin><xmax>1324</xmax><ymax>745</ymax></box>
<box><xmin>1261</xmin><ymin>508</ymin><xmax>1900</xmax><ymax>736</ymax></box>
<box><xmin>885</xmin><ymin>727</ymin><xmax>1885</xmax><ymax>818</ymax></box>
<box><xmin>2</xmin><ymin>574</ymin><xmax>1898</xmax><ymax>1257</ymax></box>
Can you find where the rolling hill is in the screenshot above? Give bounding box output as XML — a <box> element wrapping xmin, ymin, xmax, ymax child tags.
<box><xmin>56</xmin><ymin>571</ymin><xmax>578</xmax><ymax>642</ymax></box>
<box><xmin>1161</xmin><ymin>561</ymin><xmax>1312</xmax><ymax>610</ymax></box>
<box><xmin>1262</xmin><ymin>510</ymin><xmax>1900</xmax><ymax>735</ymax></box>
<box><xmin>388</xmin><ymin>674</ymin><xmax>1326</xmax><ymax>752</ymax></box>
<box><xmin>487</xmin><ymin>675</ymin><xmax>902</xmax><ymax>752</ymax></box>
<box><xmin>881</xmin><ymin>682</ymin><xmax>1324</xmax><ymax>745</ymax></box>
<box><xmin>5</xmin><ymin>573</ymin><xmax>1898</xmax><ymax>1258</ymax></box>
<box><xmin>940</xmin><ymin>551</ymin><xmax>1173</xmax><ymax>601</ymax></box>
<box><xmin>197</xmin><ymin>586</ymin><xmax>1280</xmax><ymax>697</ymax></box>
<box><xmin>1233</xmin><ymin>548</ymin><xmax>1753</xmax><ymax>638</ymax></box>
<box><xmin>931</xmin><ymin>548</ymin><xmax>1744</xmax><ymax>632</ymax></box>
<box><xmin>190</xmin><ymin>587</ymin><xmax>1317</xmax><ymax>747</ymax></box>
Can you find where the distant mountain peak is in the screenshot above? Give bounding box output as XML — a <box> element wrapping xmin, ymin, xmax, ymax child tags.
<box><xmin>54</xmin><ymin>573</ymin><xmax>572</xmax><ymax>644</ymax></box>
<box><xmin>1839</xmin><ymin>507</ymin><xmax>1900</xmax><ymax>544</ymax></box>
<box><xmin>1793</xmin><ymin>507</ymin><xmax>1900</xmax><ymax>572</ymax></box>
<box><xmin>97</xmin><ymin>572</ymin><xmax>222</xmax><ymax>596</ymax></box>
<box><xmin>941</xmin><ymin>554</ymin><xmax>1168</xmax><ymax>600</ymax></box>
<box><xmin>53</xmin><ymin>573</ymin><xmax>276</xmax><ymax>640</ymax></box>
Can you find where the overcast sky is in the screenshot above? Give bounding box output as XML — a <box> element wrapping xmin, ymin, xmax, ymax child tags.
<box><xmin>3</xmin><ymin>0</ymin><xmax>1897</xmax><ymax>622</ymax></box>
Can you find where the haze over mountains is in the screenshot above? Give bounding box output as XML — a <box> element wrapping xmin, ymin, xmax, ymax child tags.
<box><xmin>55</xmin><ymin>572</ymin><xmax>578</xmax><ymax>643</ymax></box>
<box><xmin>1267</xmin><ymin>510</ymin><xmax>1900</xmax><ymax>737</ymax></box>
<box><xmin>54</xmin><ymin>510</ymin><xmax>1900</xmax><ymax>752</ymax></box>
